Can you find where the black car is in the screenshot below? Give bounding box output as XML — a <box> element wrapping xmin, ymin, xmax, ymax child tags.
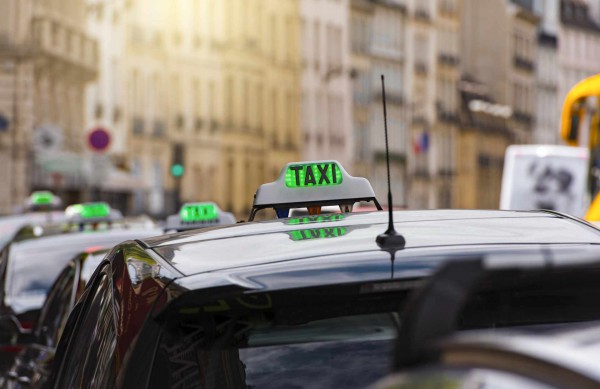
<box><xmin>0</xmin><ymin>225</ymin><xmax>162</xmax><ymax>372</ymax></box>
<box><xmin>3</xmin><ymin>248</ymin><xmax>109</xmax><ymax>387</ymax></box>
<box><xmin>46</xmin><ymin>208</ymin><xmax>600</xmax><ymax>388</ymax></box>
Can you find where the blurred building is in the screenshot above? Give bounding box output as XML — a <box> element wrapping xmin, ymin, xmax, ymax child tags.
<box><xmin>462</xmin><ymin>0</ymin><xmax>538</xmax><ymax>144</ymax></box>
<box><xmin>300</xmin><ymin>0</ymin><xmax>353</xmax><ymax>167</ymax></box>
<box><xmin>434</xmin><ymin>0</ymin><xmax>461</xmax><ymax>208</ymax></box>
<box><xmin>0</xmin><ymin>0</ymin><xmax>98</xmax><ymax>213</ymax></box>
<box><xmin>350</xmin><ymin>0</ymin><xmax>409</xmax><ymax>208</ymax></box>
<box><xmin>115</xmin><ymin>0</ymin><xmax>301</xmax><ymax>218</ymax></box>
<box><xmin>558</xmin><ymin>0</ymin><xmax>600</xmax><ymax>111</ymax></box>
<box><xmin>85</xmin><ymin>0</ymin><xmax>134</xmax><ymax>212</ymax></box>
<box><xmin>533</xmin><ymin>0</ymin><xmax>560</xmax><ymax>144</ymax></box>
<box><xmin>456</xmin><ymin>77</ymin><xmax>512</xmax><ymax>209</ymax></box>
<box><xmin>221</xmin><ymin>0</ymin><xmax>301</xmax><ymax>217</ymax></box>
<box><xmin>407</xmin><ymin>0</ymin><xmax>462</xmax><ymax>209</ymax></box>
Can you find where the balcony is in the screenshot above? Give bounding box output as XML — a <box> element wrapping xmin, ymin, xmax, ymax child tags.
<box><xmin>31</xmin><ymin>17</ymin><xmax>98</xmax><ymax>80</ymax></box>
<box><xmin>514</xmin><ymin>55</ymin><xmax>535</xmax><ymax>72</ymax></box>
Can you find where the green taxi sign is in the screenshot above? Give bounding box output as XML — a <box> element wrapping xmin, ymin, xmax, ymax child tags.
<box><xmin>288</xmin><ymin>227</ymin><xmax>349</xmax><ymax>241</ymax></box>
<box><xmin>286</xmin><ymin>214</ymin><xmax>345</xmax><ymax>225</ymax></box>
<box><xmin>24</xmin><ymin>190</ymin><xmax>63</xmax><ymax>211</ymax></box>
<box><xmin>180</xmin><ymin>203</ymin><xmax>219</xmax><ymax>222</ymax></box>
<box><xmin>285</xmin><ymin>162</ymin><xmax>342</xmax><ymax>188</ymax></box>
<box><xmin>31</xmin><ymin>191</ymin><xmax>55</xmax><ymax>205</ymax></box>
<box><xmin>65</xmin><ymin>202</ymin><xmax>112</xmax><ymax>220</ymax></box>
<box><xmin>249</xmin><ymin>160</ymin><xmax>382</xmax><ymax>221</ymax></box>
<box><xmin>164</xmin><ymin>202</ymin><xmax>236</xmax><ymax>232</ymax></box>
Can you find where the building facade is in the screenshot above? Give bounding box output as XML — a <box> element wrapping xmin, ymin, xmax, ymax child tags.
<box><xmin>533</xmin><ymin>0</ymin><xmax>560</xmax><ymax>144</ymax></box>
<box><xmin>350</xmin><ymin>0</ymin><xmax>409</xmax><ymax>208</ymax></box>
<box><xmin>558</xmin><ymin>0</ymin><xmax>600</xmax><ymax>119</ymax></box>
<box><xmin>406</xmin><ymin>0</ymin><xmax>461</xmax><ymax>209</ymax></box>
<box><xmin>0</xmin><ymin>0</ymin><xmax>98</xmax><ymax>213</ymax></box>
<box><xmin>462</xmin><ymin>0</ymin><xmax>538</xmax><ymax>145</ymax></box>
<box><xmin>120</xmin><ymin>0</ymin><xmax>301</xmax><ymax>218</ymax></box>
<box><xmin>300</xmin><ymin>0</ymin><xmax>353</xmax><ymax>167</ymax></box>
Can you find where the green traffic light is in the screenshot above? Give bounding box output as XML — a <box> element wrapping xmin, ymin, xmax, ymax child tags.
<box><xmin>171</xmin><ymin>163</ymin><xmax>185</xmax><ymax>178</ymax></box>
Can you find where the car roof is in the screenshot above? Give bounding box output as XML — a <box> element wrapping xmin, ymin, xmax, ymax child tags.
<box><xmin>142</xmin><ymin>210</ymin><xmax>600</xmax><ymax>277</ymax></box>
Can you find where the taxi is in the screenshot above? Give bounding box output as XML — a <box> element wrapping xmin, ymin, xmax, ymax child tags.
<box><xmin>0</xmin><ymin>191</ymin><xmax>66</xmax><ymax>250</ymax></box>
<box><xmin>4</xmin><ymin>247</ymin><xmax>111</xmax><ymax>387</ymax></box>
<box><xmin>0</xmin><ymin>202</ymin><xmax>161</xmax><ymax>372</ymax></box>
<box><xmin>45</xmin><ymin>161</ymin><xmax>600</xmax><ymax>388</ymax></box>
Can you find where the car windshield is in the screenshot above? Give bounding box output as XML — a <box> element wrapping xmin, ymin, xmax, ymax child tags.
<box><xmin>4</xmin><ymin>229</ymin><xmax>160</xmax><ymax>315</ymax></box>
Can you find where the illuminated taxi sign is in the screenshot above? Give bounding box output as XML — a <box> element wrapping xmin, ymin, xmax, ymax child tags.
<box><xmin>24</xmin><ymin>190</ymin><xmax>63</xmax><ymax>211</ymax></box>
<box><xmin>249</xmin><ymin>160</ymin><xmax>381</xmax><ymax>221</ymax></box>
<box><xmin>286</xmin><ymin>214</ymin><xmax>345</xmax><ymax>225</ymax></box>
<box><xmin>180</xmin><ymin>203</ymin><xmax>219</xmax><ymax>222</ymax></box>
<box><xmin>31</xmin><ymin>191</ymin><xmax>55</xmax><ymax>205</ymax></box>
<box><xmin>288</xmin><ymin>227</ymin><xmax>349</xmax><ymax>241</ymax></box>
<box><xmin>285</xmin><ymin>162</ymin><xmax>342</xmax><ymax>188</ymax></box>
<box><xmin>165</xmin><ymin>202</ymin><xmax>236</xmax><ymax>232</ymax></box>
<box><xmin>65</xmin><ymin>202</ymin><xmax>121</xmax><ymax>222</ymax></box>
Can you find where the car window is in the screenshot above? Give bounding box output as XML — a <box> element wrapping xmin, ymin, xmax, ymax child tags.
<box><xmin>35</xmin><ymin>263</ymin><xmax>77</xmax><ymax>347</ymax></box>
<box><xmin>3</xmin><ymin>230</ymin><xmax>157</xmax><ymax>315</ymax></box>
<box><xmin>57</xmin><ymin>272</ymin><xmax>116</xmax><ymax>388</ymax></box>
<box><xmin>148</xmin><ymin>286</ymin><xmax>403</xmax><ymax>389</ymax></box>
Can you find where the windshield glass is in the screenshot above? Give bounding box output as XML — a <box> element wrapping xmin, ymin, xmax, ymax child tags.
<box><xmin>4</xmin><ymin>229</ymin><xmax>159</xmax><ymax>314</ymax></box>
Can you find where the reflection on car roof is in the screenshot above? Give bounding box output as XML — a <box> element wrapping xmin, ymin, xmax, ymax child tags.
<box><xmin>143</xmin><ymin>210</ymin><xmax>600</xmax><ymax>277</ymax></box>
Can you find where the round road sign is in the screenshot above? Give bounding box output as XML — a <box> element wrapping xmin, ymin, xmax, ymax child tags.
<box><xmin>88</xmin><ymin>128</ymin><xmax>111</xmax><ymax>152</ymax></box>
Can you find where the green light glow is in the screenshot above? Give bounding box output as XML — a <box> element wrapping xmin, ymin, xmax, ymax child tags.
<box><xmin>80</xmin><ymin>203</ymin><xmax>111</xmax><ymax>219</ymax></box>
<box><xmin>288</xmin><ymin>227</ymin><xmax>348</xmax><ymax>241</ymax></box>
<box><xmin>180</xmin><ymin>203</ymin><xmax>219</xmax><ymax>222</ymax></box>
<box><xmin>284</xmin><ymin>162</ymin><xmax>343</xmax><ymax>188</ymax></box>
<box><xmin>171</xmin><ymin>163</ymin><xmax>185</xmax><ymax>178</ymax></box>
<box><xmin>30</xmin><ymin>191</ymin><xmax>55</xmax><ymax>205</ymax></box>
<box><xmin>286</xmin><ymin>214</ymin><xmax>345</xmax><ymax>225</ymax></box>
<box><xmin>66</xmin><ymin>202</ymin><xmax>111</xmax><ymax>219</ymax></box>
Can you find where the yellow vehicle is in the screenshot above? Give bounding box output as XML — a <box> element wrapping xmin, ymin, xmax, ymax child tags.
<box><xmin>560</xmin><ymin>73</ymin><xmax>600</xmax><ymax>222</ymax></box>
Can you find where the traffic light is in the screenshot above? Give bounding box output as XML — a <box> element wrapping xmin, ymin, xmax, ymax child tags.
<box><xmin>171</xmin><ymin>143</ymin><xmax>185</xmax><ymax>178</ymax></box>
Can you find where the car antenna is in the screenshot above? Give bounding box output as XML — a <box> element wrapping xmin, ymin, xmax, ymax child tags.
<box><xmin>376</xmin><ymin>74</ymin><xmax>406</xmax><ymax>256</ymax></box>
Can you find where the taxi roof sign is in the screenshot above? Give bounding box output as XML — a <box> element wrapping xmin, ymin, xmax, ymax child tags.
<box><xmin>249</xmin><ymin>160</ymin><xmax>381</xmax><ymax>221</ymax></box>
<box><xmin>165</xmin><ymin>202</ymin><xmax>236</xmax><ymax>232</ymax></box>
<box><xmin>24</xmin><ymin>190</ymin><xmax>63</xmax><ymax>211</ymax></box>
<box><xmin>65</xmin><ymin>202</ymin><xmax>123</xmax><ymax>223</ymax></box>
